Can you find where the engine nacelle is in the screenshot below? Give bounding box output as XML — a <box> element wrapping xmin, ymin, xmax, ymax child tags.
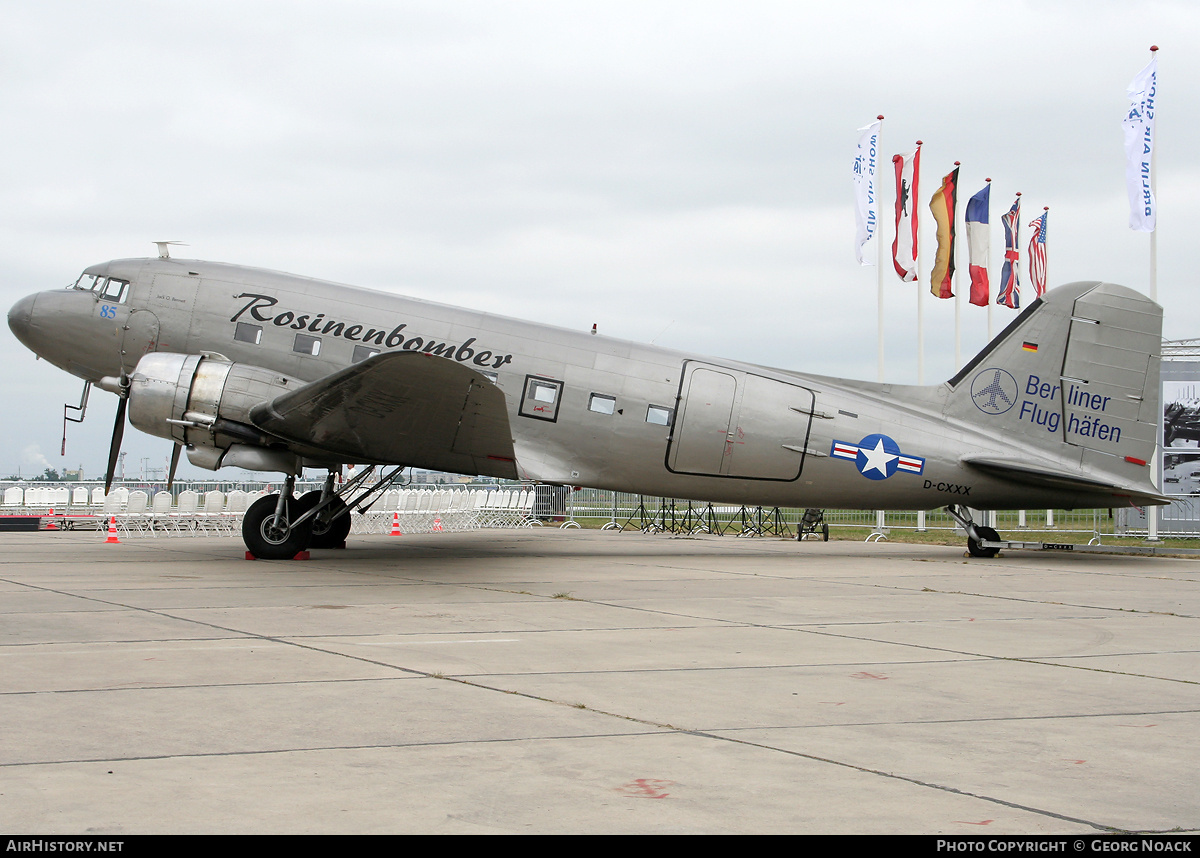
<box><xmin>123</xmin><ymin>353</ymin><xmax>303</xmax><ymax>473</ymax></box>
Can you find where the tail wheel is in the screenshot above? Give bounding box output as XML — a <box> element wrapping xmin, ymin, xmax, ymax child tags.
<box><xmin>296</xmin><ymin>491</ymin><xmax>352</xmax><ymax>549</ymax></box>
<box><xmin>243</xmin><ymin>494</ymin><xmax>313</xmax><ymax>559</ymax></box>
<box><xmin>967</xmin><ymin>525</ymin><xmax>1001</xmax><ymax>558</ymax></box>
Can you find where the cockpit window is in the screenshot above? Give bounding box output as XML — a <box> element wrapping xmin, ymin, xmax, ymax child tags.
<box><xmin>100</xmin><ymin>278</ymin><xmax>128</xmax><ymax>302</ymax></box>
<box><xmin>72</xmin><ymin>273</ymin><xmax>129</xmax><ymax>304</ymax></box>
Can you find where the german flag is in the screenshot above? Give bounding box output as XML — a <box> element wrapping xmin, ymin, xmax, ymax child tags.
<box><xmin>928</xmin><ymin>164</ymin><xmax>959</xmax><ymax>299</ymax></box>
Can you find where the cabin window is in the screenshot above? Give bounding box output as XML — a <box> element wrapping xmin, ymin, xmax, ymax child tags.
<box><xmin>293</xmin><ymin>333</ymin><xmax>321</xmax><ymax>356</ymax></box>
<box><xmin>234</xmin><ymin>322</ymin><xmax>262</xmax><ymax>345</ymax></box>
<box><xmin>480</xmin><ymin>370</ymin><xmax>499</xmax><ymax>384</ymax></box>
<box><xmin>352</xmin><ymin>345</ymin><xmax>380</xmax><ymax>363</ymax></box>
<box><xmin>519</xmin><ymin>375</ymin><xmax>564</xmax><ymax>422</ymax></box>
<box><xmin>646</xmin><ymin>405</ymin><xmax>673</xmax><ymax>426</ymax></box>
<box><xmin>588</xmin><ymin>393</ymin><xmax>616</xmax><ymax>415</ymax></box>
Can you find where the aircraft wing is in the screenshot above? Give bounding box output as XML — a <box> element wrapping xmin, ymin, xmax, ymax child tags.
<box><xmin>247</xmin><ymin>351</ymin><xmax>519</xmax><ymax>479</ymax></box>
<box><xmin>961</xmin><ymin>455</ymin><xmax>1172</xmax><ymax>506</ymax></box>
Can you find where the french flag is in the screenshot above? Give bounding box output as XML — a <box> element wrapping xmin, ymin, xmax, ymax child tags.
<box><xmin>965</xmin><ymin>182</ymin><xmax>991</xmax><ymax>307</ymax></box>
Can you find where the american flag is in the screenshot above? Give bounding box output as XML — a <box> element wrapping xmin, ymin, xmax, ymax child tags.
<box><xmin>996</xmin><ymin>196</ymin><xmax>1021</xmax><ymax>309</ymax></box>
<box><xmin>1028</xmin><ymin>210</ymin><xmax>1048</xmax><ymax>297</ymax></box>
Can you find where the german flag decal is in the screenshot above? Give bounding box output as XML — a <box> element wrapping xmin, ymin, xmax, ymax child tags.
<box><xmin>1022</xmin><ymin>341</ymin><xmax>1039</xmax><ymax>353</ymax></box>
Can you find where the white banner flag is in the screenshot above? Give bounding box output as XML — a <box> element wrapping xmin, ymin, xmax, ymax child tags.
<box><xmin>853</xmin><ymin>119</ymin><xmax>881</xmax><ymax>265</ymax></box>
<box><xmin>1124</xmin><ymin>55</ymin><xmax>1157</xmax><ymax>232</ymax></box>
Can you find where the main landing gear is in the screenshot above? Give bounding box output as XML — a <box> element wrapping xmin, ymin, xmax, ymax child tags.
<box><xmin>945</xmin><ymin>504</ymin><xmax>1002</xmax><ymax>558</ymax></box>
<box><xmin>241</xmin><ymin>465</ymin><xmax>406</xmax><ymax>559</ymax></box>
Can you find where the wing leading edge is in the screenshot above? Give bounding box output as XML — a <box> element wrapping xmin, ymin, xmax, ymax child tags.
<box><xmin>248</xmin><ymin>351</ymin><xmax>519</xmax><ymax>479</ymax></box>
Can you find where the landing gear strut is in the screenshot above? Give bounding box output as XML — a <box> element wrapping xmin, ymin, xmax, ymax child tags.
<box><xmin>240</xmin><ymin>465</ymin><xmax>408</xmax><ymax>559</ymax></box>
<box><xmin>296</xmin><ymin>472</ymin><xmax>353</xmax><ymax>549</ymax></box>
<box><xmin>242</xmin><ymin>476</ymin><xmax>313</xmax><ymax>560</ymax></box>
<box><xmin>945</xmin><ymin>504</ymin><xmax>1001</xmax><ymax>558</ymax></box>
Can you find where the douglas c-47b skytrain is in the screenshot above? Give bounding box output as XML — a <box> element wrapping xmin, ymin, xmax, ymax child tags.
<box><xmin>8</xmin><ymin>246</ymin><xmax>1168</xmax><ymax>558</ymax></box>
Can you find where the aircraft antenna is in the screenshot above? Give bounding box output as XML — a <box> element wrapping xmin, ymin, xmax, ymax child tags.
<box><xmin>152</xmin><ymin>241</ymin><xmax>189</xmax><ymax>259</ymax></box>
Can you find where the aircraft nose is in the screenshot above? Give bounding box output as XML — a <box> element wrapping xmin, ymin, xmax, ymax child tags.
<box><xmin>8</xmin><ymin>293</ymin><xmax>36</xmax><ymax>347</ymax></box>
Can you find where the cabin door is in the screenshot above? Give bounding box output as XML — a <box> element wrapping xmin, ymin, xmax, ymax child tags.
<box><xmin>667</xmin><ymin>361</ymin><xmax>814</xmax><ymax>481</ymax></box>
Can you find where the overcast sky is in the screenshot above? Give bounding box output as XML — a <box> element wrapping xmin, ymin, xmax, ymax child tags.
<box><xmin>1</xmin><ymin>0</ymin><xmax>1194</xmax><ymax>480</ymax></box>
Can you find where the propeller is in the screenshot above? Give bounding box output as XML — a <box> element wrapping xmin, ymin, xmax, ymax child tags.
<box><xmin>104</xmin><ymin>373</ymin><xmax>130</xmax><ymax>494</ymax></box>
<box><xmin>167</xmin><ymin>442</ymin><xmax>182</xmax><ymax>491</ymax></box>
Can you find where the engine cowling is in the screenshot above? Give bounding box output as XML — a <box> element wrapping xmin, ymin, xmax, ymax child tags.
<box><xmin>122</xmin><ymin>352</ymin><xmax>303</xmax><ymax>473</ymax></box>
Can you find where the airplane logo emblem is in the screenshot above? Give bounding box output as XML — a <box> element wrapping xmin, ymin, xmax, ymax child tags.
<box><xmin>830</xmin><ymin>434</ymin><xmax>925</xmax><ymax>481</ymax></box>
<box><xmin>970</xmin><ymin>368</ymin><xmax>1018</xmax><ymax>415</ymax></box>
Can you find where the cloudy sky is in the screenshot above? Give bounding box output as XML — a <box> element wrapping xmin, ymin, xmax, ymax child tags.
<box><xmin>1</xmin><ymin>0</ymin><xmax>1194</xmax><ymax>480</ymax></box>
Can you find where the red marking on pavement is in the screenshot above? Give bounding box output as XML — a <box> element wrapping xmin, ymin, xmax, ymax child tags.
<box><xmin>850</xmin><ymin>671</ymin><xmax>888</xmax><ymax>680</ymax></box>
<box><xmin>615</xmin><ymin>778</ymin><xmax>676</xmax><ymax>799</ymax></box>
<box><xmin>957</xmin><ymin>820</ymin><xmax>994</xmax><ymax>826</ymax></box>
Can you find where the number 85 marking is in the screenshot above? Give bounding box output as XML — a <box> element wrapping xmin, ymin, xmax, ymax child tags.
<box><xmin>100</xmin><ymin>305</ymin><xmax>117</xmax><ymax>319</ymax></box>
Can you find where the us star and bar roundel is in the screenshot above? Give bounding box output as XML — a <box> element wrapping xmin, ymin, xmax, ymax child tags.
<box><xmin>830</xmin><ymin>434</ymin><xmax>925</xmax><ymax>481</ymax></box>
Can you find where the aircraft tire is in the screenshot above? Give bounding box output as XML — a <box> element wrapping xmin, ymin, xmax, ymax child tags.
<box><xmin>967</xmin><ymin>525</ymin><xmax>1001</xmax><ymax>559</ymax></box>
<box><xmin>296</xmin><ymin>491</ymin><xmax>352</xmax><ymax>549</ymax></box>
<box><xmin>243</xmin><ymin>494</ymin><xmax>313</xmax><ymax>560</ymax></box>
<box><xmin>822</xmin><ymin>523</ymin><xmax>829</xmax><ymax>542</ymax></box>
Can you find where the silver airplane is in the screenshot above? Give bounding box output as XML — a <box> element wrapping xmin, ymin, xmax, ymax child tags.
<box><xmin>7</xmin><ymin>249</ymin><xmax>1168</xmax><ymax>558</ymax></box>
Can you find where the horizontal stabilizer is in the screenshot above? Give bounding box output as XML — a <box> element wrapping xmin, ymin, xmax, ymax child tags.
<box><xmin>962</xmin><ymin>455</ymin><xmax>1171</xmax><ymax>506</ymax></box>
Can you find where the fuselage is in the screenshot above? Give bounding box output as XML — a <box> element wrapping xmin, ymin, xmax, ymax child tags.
<box><xmin>7</xmin><ymin>257</ymin><xmax>1152</xmax><ymax>510</ymax></box>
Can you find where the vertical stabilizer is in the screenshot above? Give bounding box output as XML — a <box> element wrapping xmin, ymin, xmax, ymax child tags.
<box><xmin>946</xmin><ymin>281</ymin><xmax>1161</xmax><ymax>494</ymax></box>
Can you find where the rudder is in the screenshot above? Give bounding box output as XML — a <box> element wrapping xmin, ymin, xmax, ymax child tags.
<box><xmin>947</xmin><ymin>281</ymin><xmax>1161</xmax><ymax>488</ymax></box>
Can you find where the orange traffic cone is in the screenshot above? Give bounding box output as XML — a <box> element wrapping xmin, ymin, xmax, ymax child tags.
<box><xmin>390</xmin><ymin>512</ymin><xmax>402</xmax><ymax>536</ymax></box>
<box><xmin>105</xmin><ymin>516</ymin><xmax>120</xmax><ymax>544</ymax></box>
<box><xmin>46</xmin><ymin>508</ymin><xmax>58</xmax><ymax>530</ymax></box>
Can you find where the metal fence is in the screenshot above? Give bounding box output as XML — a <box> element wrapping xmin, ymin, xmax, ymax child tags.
<box><xmin>3</xmin><ymin>479</ymin><xmax>1194</xmax><ymax>543</ymax></box>
<box><xmin>548</xmin><ymin>488</ymin><xmax>1175</xmax><ymax>543</ymax></box>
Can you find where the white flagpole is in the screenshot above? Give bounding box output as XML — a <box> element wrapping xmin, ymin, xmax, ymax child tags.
<box><xmin>985</xmin><ymin>178</ymin><xmax>994</xmax><ymax>343</ymax></box>
<box><xmin>875</xmin><ymin>116</ymin><xmax>887</xmax><ymax>538</ymax></box>
<box><xmin>876</xmin><ymin>115</ymin><xmax>886</xmax><ymax>384</ymax></box>
<box><xmin>1149</xmin><ymin>46</ymin><xmax>1159</xmax><ymax>305</ymax></box>
<box><xmin>915</xmin><ymin>140</ymin><xmax>924</xmax><ymax>386</ymax></box>
<box><xmin>1147</xmin><ymin>46</ymin><xmax>1160</xmax><ymax>542</ymax></box>
<box><xmin>953</xmin><ymin>160</ymin><xmax>962</xmax><ymax>369</ymax></box>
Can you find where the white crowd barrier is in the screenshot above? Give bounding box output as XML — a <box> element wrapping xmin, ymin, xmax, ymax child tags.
<box><xmin>0</xmin><ymin>482</ymin><xmax>542</xmax><ymax>538</ymax></box>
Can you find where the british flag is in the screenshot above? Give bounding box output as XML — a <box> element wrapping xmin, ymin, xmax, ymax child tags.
<box><xmin>1028</xmin><ymin>210</ymin><xmax>1048</xmax><ymax>297</ymax></box>
<box><xmin>996</xmin><ymin>196</ymin><xmax>1021</xmax><ymax>309</ymax></box>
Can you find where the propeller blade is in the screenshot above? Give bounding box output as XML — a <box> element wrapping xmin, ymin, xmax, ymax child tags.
<box><xmin>105</xmin><ymin>396</ymin><xmax>127</xmax><ymax>494</ymax></box>
<box><xmin>167</xmin><ymin>443</ymin><xmax>182</xmax><ymax>491</ymax></box>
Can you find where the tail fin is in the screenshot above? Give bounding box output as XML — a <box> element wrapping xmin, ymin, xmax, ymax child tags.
<box><xmin>946</xmin><ymin>281</ymin><xmax>1164</xmax><ymax>504</ymax></box>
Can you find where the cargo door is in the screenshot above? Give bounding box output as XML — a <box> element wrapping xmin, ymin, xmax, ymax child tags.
<box><xmin>667</xmin><ymin>361</ymin><xmax>814</xmax><ymax>481</ymax></box>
